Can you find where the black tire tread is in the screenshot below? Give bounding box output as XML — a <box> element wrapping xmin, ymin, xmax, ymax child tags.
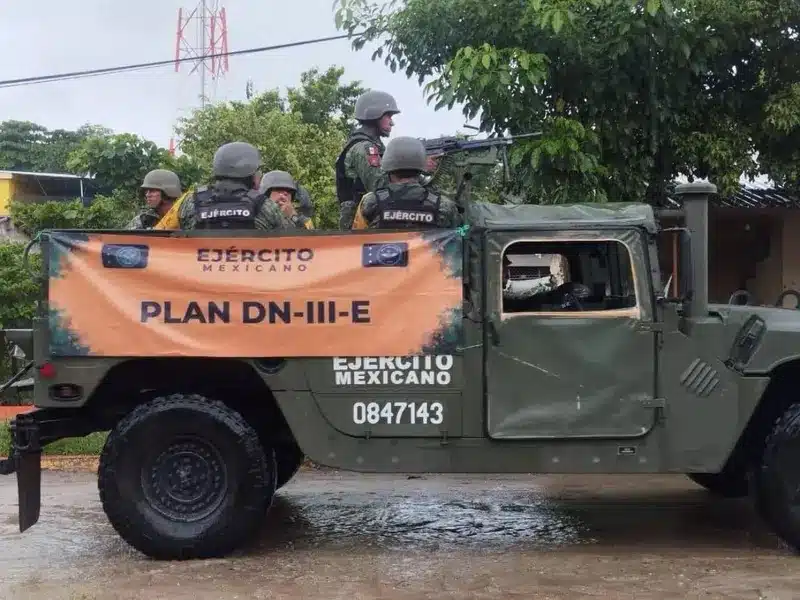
<box><xmin>755</xmin><ymin>401</ymin><xmax>800</xmax><ymax>552</ymax></box>
<box><xmin>98</xmin><ymin>393</ymin><xmax>275</xmax><ymax>560</ymax></box>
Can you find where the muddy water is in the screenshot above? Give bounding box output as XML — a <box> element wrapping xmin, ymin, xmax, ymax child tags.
<box><xmin>0</xmin><ymin>470</ymin><xmax>799</xmax><ymax>599</ymax></box>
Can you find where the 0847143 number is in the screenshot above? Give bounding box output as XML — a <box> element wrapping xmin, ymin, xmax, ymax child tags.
<box><xmin>352</xmin><ymin>401</ymin><xmax>444</xmax><ymax>426</ymax></box>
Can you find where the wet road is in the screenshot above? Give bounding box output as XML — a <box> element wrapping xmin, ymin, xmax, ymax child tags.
<box><xmin>1</xmin><ymin>469</ymin><xmax>799</xmax><ymax>599</ymax></box>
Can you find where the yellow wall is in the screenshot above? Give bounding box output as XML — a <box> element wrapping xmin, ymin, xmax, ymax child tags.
<box><xmin>0</xmin><ymin>174</ymin><xmax>15</xmax><ymax>216</ymax></box>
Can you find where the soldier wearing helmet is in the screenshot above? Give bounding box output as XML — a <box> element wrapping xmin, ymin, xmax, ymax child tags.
<box><xmin>351</xmin><ymin>136</ymin><xmax>462</xmax><ymax>230</ymax></box>
<box><xmin>334</xmin><ymin>89</ymin><xmax>400</xmax><ymax>230</ymax></box>
<box><xmin>177</xmin><ymin>141</ymin><xmax>294</xmax><ymax>230</ymax></box>
<box><xmin>259</xmin><ymin>170</ymin><xmax>314</xmax><ymax>229</ymax></box>
<box><xmin>126</xmin><ymin>169</ymin><xmax>182</xmax><ymax>229</ymax></box>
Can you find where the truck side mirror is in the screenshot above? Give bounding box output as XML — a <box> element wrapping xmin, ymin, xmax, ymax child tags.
<box><xmin>658</xmin><ymin>227</ymin><xmax>694</xmax><ymax>304</ymax></box>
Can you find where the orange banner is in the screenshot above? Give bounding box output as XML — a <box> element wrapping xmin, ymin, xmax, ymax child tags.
<box><xmin>46</xmin><ymin>230</ymin><xmax>464</xmax><ymax>358</ymax></box>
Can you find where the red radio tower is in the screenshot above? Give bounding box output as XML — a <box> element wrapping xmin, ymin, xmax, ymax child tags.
<box><xmin>171</xmin><ymin>1</ymin><xmax>229</xmax><ymax>154</ymax></box>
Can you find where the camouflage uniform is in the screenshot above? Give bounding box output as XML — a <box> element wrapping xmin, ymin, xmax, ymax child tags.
<box><xmin>178</xmin><ymin>142</ymin><xmax>294</xmax><ymax>231</ymax></box>
<box><xmin>352</xmin><ymin>136</ymin><xmax>463</xmax><ymax>230</ymax></box>
<box><xmin>125</xmin><ymin>208</ymin><xmax>161</xmax><ymax>230</ymax></box>
<box><xmin>259</xmin><ymin>170</ymin><xmax>314</xmax><ymax>229</ymax></box>
<box><xmin>335</xmin><ymin>90</ymin><xmax>400</xmax><ymax>230</ymax></box>
<box><xmin>126</xmin><ymin>169</ymin><xmax>183</xmax><ymax>230</ymax></box>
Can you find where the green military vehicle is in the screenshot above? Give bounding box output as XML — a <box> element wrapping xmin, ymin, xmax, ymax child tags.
<box><xmin>3</xmin><ymin>181</ymin><xmax>800</xmax><ymax>560</ymax></box>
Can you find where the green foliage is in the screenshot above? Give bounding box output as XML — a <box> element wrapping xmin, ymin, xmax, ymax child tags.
<box><xmin>287</xmin><ymin>66</ymin><xmax>366</xmax><ymax>134</ymax></box>
<box><xmin>0</xmin><ymin>121</ymin><xmax>111</xmax><ymax>173</ymax></box>
<box><xmin>334</xmin><ymin>0</ymin><xmax>800</xmax><ymax>203</ymax></box>
<box><xmin>175</xmin><ymin>65</ymin><xmax>364</xmax><ymax>228</ymax></box>
<box><xmin>67</xmin><ymin>133</ymin><xmax>178</xmax><ymax>199</ymax></box>
<box><xmin>0</xmin><ymin>241</ymin><xmax>41</xmax><ymax>329</ymax></box>
<box><xmin>8</xmin><ymin>193</ymin><xmax>136</xmax><ymax>238</ymax></box>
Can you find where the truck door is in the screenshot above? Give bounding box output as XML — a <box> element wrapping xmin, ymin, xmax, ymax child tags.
<box><xmin>483</xmin><ymin>229</ymin><xmax>659</xmax><ymax>439</ymax></box>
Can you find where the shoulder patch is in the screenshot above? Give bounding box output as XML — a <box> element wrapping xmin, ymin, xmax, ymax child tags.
<box><xmin>366</xmin><ymin>144</ymin><xmax>382</xmax><ymax>167</ymax></box>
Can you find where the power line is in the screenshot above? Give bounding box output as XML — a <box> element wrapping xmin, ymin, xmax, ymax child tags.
<box><xmin>0</xmin><ymin>33</ymin><xmax>360</xmax><ymax>89</ymax></box>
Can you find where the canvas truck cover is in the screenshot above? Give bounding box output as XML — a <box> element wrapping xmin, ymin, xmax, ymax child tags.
<box><xmin>465</xmin><ymin>201</ymin><xmax>658</xmax><ymax>233</ymax></box>
<box><xmin>45</xmin><ymin>230</ymin><xmax>464</xmax><ymax>358</ymax></box>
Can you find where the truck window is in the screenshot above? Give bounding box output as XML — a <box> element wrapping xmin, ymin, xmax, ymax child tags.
<box><xmin>501</xmin><ymin>239</ymin><xmax>639</xmax><ymax>316</ymax></box>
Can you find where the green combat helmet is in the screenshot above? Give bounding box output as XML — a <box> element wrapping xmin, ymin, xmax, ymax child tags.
<box><xmin>354</xmin><ymin>90</ymin><xmax>401</xmax><ymax>122</ymax></box>
<box><xmin>259</xmin><ymin>170</ymin><xmax>297</xmax><ymax>195</ymax></box>
<box><xmin>212</xmin><ymin>142</ymin><xmax>261</xmax><ymax>178</ymax></box>
<box><xmin>381</xmin><ymin>136</ymin><xmax>427</xmax><ymax>173</ymax></box>
<box><xmin>140</xmin><ymin>169</ymin><xmax>182</xmax><ymax>199</ymax></box>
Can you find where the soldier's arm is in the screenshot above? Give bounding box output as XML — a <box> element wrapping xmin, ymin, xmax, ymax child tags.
<box><xmin>351</xmin><ymin>193</ymin><xmax>377</xmax><ymax>230</ymax></box>
<box><xmin>440</xmin><ymin>199</ymin><xmax>465</xmax><ymax>228</ymax></box>
<box><xmin>177</xmin><ymin>194</ymin><xmax>194</xmax><ymax>229</ymax></box>
<box><xmin>256</xmin><ymin>200</ymin><xmax>295</xmax><ymax>230</ymax></box>
<box><xmin>348</xmin><ymin>141</ymin><xmax>384</xmax><ymax>193</ymax></box>
<box><xmin>124</xmin><ymin>214</ymin><xmax>142</xmax><ymax>230</ymax></box>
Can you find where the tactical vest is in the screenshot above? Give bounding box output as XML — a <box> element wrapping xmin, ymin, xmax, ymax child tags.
<box><xmin>192</xmin><ymin>184</ymin><xmax>265</xmax><ymax>230</ymax></box>
<box><xmin>374</xmin><ymin>187</ymin><xmax>442</xmax><ymax>230</ymax></box>
<box><xmin>335</xmin><ymin>130</ymin><xmax>382</xmax><ymax>205</ymax></box>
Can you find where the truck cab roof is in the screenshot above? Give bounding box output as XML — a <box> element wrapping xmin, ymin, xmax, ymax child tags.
<box><xmin>465</xmin><ymin>201</ymin><xmax>658</xmax><ymax>234</ymax></box>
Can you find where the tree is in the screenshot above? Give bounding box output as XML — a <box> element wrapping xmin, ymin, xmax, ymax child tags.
<box><xmin>287</xmin><ymin>66</ymin><xmax>366</xmax><ymax>134</ymax></box>
<box><xmin>334</xmin><ymin>0</ymin><xmax>800</xmax><ymax>204</ymax></box>
<box><xmin>175</xmin><ymin>65</ymin><xmax>365</xmax><ymax>228</ymax></box>
<box><xmin>0</xmin><ymin>121</ymin><xmax>111</xmax><ymax>173</ymax></box>
<box><xmin>67</xmin><ymin>133</ymin><xmax>173</xmax><ymax>198</ymax></box>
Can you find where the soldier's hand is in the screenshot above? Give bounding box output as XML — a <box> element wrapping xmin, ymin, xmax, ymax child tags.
<box><xmin>275</xmin><ymin>197</ymin><xmax>297</xmax><ymax>218</ymax></box>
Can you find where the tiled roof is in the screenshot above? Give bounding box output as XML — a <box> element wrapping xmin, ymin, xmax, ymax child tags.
<box><xmin>659</xmin><ymin>179</ymin><xmax>800</xmax><ymax>209</ymax></box>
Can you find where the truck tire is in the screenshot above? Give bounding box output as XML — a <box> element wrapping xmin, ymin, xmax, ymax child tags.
<box><xmin>754</xmin><ymin>402</ymin><xmax>800</xmax><ymax>552</ymax></box>
<box><xmin>275</xmin><ymin>442</ymin><xmax>305</xmax><ymax>490</ymax></box>
<box><xmin>686</xmin><ymin>472</ymin><xmax>749</xmax><ymax>498</ymax></box>
<box><xmin>97</xmin><ymin>393</ymin><xmax>276</xmax><ymax>560</ymax></box>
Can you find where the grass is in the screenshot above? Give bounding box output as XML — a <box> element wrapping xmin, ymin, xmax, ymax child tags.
<box><xmin>0</xmin><ymin>419</ymin><xmax>107</xmax><ymax>456</ymax></box>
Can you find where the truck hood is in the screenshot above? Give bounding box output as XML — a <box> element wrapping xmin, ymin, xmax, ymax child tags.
<box><xmin>709</xmin><ymin>303</ymin><xmax>800</xmax><ymax>373</ymax></box>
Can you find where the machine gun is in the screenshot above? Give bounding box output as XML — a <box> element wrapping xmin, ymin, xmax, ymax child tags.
<box><xmin>422</xmin><ymin>131</ymin><xmax>543</xmax><ymax>159</ymax></box>
<box><xmin>420</xmin><ymin>128</ymin><xmax>542</xmax><ymax>212</ymax></box>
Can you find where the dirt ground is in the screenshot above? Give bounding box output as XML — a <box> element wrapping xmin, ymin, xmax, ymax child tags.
<box><xmin>1</xmin><ymin>464</ymin><xmax>799</xmax><ymax>600</ymax></box>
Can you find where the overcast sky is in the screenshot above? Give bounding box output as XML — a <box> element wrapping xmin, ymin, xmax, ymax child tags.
<box><xmin>1</xmin><ymin>0</ymin><xmax>470</xmax><ymax>151</ymax></box>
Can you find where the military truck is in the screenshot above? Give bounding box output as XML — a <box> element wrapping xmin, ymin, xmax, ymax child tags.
<box><xmin>3</xmin><ymin>181</ymin><xmax>800</xmax><ymax>560</ymax></box>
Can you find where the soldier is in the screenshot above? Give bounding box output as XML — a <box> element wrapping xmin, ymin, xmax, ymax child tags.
<box><xmin>178</xmin><ymin>141</ymin><xmax>294</xmax><ymax>230</ymax></box>
<box><xmin>126</xmin><ymin>169</ymin><xmax>182</xmax><ymax>229</ymax></box>
<box><xmin>351</xmin><ymin>136</ymin><xmax>462</xmax><ymax>230</ymax></box>
<box><xmin>259</xmin><ymin>170</ymin><xmax>314</xmax><ymax>229</ymax></box>
<box><xmin>334</xmin><ymin>89</ymin><xmax>400</xmax><ymax>230</ymax></box>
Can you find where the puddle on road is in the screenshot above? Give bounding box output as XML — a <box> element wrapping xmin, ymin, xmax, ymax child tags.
<box><xmin>0</xmin><ymin>472</ymin><xmax>779</xmax><ymax>584</ymax></box>
<box><xmin>253</xmin><ymin>490</ymin><xmax>586</xmax><ymax>553</ymax></box>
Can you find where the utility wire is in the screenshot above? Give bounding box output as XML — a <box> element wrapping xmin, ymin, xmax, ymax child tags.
<box><xmin>0</xmin><ymin>33</ymin><xmax>361</xmax><ymax>89</ymax></box>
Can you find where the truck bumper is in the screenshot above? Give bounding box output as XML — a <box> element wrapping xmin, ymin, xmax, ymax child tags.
<box><xmin>0</xmin><ymin>412</ymin><xmax>43</xmax><ymax>532</ymax></box>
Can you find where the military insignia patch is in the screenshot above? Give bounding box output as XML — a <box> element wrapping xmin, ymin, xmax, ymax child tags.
<box><xmin>367</xmin><ymin>145</ymin><xmax>381</xmax><ymax>167</ymax></box>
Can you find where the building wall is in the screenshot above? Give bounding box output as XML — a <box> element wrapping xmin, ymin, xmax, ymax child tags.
<box><xmin>778</xmin><ymin>212</ymin><xmax>800</xmax><ymax>307</ymax></box>
<box><xmin>655</xmin><ymin>209</ymin><xmax>790</xmax><ymax>307</ymax></box>
<box><xmin>0</xmin><ymin>174</ymin><xmax>15</xmax><ymax>216</ymax></box>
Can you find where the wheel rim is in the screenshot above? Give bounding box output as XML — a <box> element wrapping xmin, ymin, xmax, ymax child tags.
<box><xmin>141</xmin><ymin>437</ymin><xmax>228</xmax><ymax>523</ymax></box>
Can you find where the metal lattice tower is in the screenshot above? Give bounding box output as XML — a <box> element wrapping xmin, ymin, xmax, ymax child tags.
<box><xmin>174</xmin><ymin>1</ymin><xmax>229</xmax><ymax>109</ymax></box>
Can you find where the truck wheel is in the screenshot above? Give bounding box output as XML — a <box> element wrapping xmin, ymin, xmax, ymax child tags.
<box><xmin>98</xmin><ymin>393</ymin><xmax>276</xmax><ymax>560</ymax></box>
<box><xmin>275</xmin><ymin>443</ymin><xmax>305</xmax><ymax>490</ymax></box>
<box><xmin>686</xmin><ymin>472</ymin><xmax>749</xmax><ymax>498</ymax></box>
<box><xmin>754</xmin><ymin>402</ymin><xmax>800</xmax><ymax>552</ymax></box>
